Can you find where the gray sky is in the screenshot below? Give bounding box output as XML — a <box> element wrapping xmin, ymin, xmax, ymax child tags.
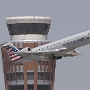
<box><xmin>0</xmin><ymin>0</ymin><xmax>90</xmax><ymax>90</ymax></box>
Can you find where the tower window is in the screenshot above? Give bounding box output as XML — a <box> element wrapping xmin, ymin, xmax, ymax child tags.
<box><xmin>8</xmin><ymin>23</ymin><xmax>50</xmax><ymax>35</ymax></box>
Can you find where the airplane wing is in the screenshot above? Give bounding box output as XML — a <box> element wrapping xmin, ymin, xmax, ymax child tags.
<box><xmin>63</xmin><ymin>50</ymin><xmax>82</xmax><ymax>57</ymax></box>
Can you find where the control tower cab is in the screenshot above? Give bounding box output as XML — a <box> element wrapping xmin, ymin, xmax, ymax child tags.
<box><xmin>6</xmin><ymin>16</ymin><xmax>51</xmax><ymax>40</ymax></box>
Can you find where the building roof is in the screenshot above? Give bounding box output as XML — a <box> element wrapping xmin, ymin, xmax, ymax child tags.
<box><xmin>6</xmin><ymin>16</ymin><xmax>51</xmax><ymax>24</ymax></box>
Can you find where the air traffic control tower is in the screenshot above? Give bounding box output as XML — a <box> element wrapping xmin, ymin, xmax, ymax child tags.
<box><xmin>1</xmin><ymin>16</ymin><xmax>56</xmax><ymax>90</ymax></box>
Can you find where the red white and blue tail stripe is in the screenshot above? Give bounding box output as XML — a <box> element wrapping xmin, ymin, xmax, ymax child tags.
<box><xmin>3</xmin><ymin>43</ymin><xmax>24</xmax><ymax>63</ymax></box>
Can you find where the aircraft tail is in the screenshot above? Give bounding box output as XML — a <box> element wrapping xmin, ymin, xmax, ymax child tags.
<box><xmin>1</xmin><ymin>42</ymin><xmax>24</xmax><ymax>63</ymax></box>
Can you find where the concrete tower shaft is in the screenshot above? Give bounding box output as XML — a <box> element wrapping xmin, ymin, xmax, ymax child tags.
<box><xmin>1</xmin><ymin>16</ymin><xmax>56</xmax><ymax>90</ymax></box>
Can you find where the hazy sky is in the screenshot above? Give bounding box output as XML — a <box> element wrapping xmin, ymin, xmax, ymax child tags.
<box><xmin>0</xmin><ymin>0</ymin><xmax>90</xmax><ymax>90</ymax></box>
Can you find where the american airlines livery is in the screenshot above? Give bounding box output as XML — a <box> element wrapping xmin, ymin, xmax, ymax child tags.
<box><xmin>1</xmin><ymin>30</ymin><xmax>90</xmax><ymax>63</ymax></box>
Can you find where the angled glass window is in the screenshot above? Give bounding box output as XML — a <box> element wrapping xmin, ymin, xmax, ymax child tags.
<box><xmin>24</xmin><ymin>23</ymin><xmax>31</xmax><ymax>34</ymax></box>
<box><xmin>7</xmin><ymin>23</ymin><xmax>50</xmax><ymax>35</ymax></box>
<box><xmin>32</xmin><ymin>23</ymin><xmax>38</xmax><ymax>34</ymax></box>
<box><xmin>17</xmin><ymin>23</ymin><xmax>25</xmax><ymax>34</ymax></box>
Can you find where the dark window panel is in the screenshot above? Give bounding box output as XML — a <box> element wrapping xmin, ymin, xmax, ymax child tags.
<box><xmin>45</xmin><ymin>72</ymin><xmax>50</xmax><ymax>80</ymax></box>
<box><xmin>24</xmin><ymin>23</ymin><xmax>32</xmax><ymax>34</ymax></box>
<box><xmin>37</xmin><ymin>85</ymin><xmax>50</xmax><ymax>90</ymax></box>
<box><xmin>38</xmin><ymin>23</ymin><xmax>44</xmax><ymax>34</ymax></box>
<box><xmin>16</xmin><ymin>72</ymin><xmax>24</xmax><ymax>80</ymax></box>
<box><xmin>6</xmin><ymin>73</ymin><xmax>9</xmax><ymax>81</ymax></box>
<box><xmin>32</xmin><ymin>23</ymin><xmax>38</xmax><ymax>34</ymax></box>
<box><xmin>28</xmin><ymin>85</ymin><xmax>34</xmax><ymax>90</ymax></box>
<box><xmin>12</xmin><ymin>24</ymin><xmax>19</xmax><ymax>35</ymax></box>
<box><xmin>7</xmin><ymin>23</ymin><xmax>50</xmax><ymax>35</ymax></box>
<box><xmin>10</xmin><ymin>85</ymin><xmax>24</xmax><ymax>90</ymax></box>
<box><xmin>38</xmin><ymin>72</ymin><xmax>44</xmax><ymax>80</ymax></box>
<box><xmin>10</xmin><ymin>73</ymin><xmax>16</xmax><ymax>80</ymax></box>
<box><xmin>27</xmin><ymin>72</ymin><xmax>34</xmax><ymax>80</ymax></box>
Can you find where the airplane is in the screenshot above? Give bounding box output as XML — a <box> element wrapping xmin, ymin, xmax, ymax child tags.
<box><xmin>1</xmin><ymin>30</ymin><xmax>90</xmax><ymax>63</ymax></box>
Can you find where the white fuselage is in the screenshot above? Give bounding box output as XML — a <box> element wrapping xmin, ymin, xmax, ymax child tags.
<box><xmin>31</xmin><ymin>30</ymin><xmax>90</xmax><ymax>52</ymax></box>
<box><xmin>20</xmin><ymin>30</ymin><xmax>90</xmax><ymax>62</ymax></box>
